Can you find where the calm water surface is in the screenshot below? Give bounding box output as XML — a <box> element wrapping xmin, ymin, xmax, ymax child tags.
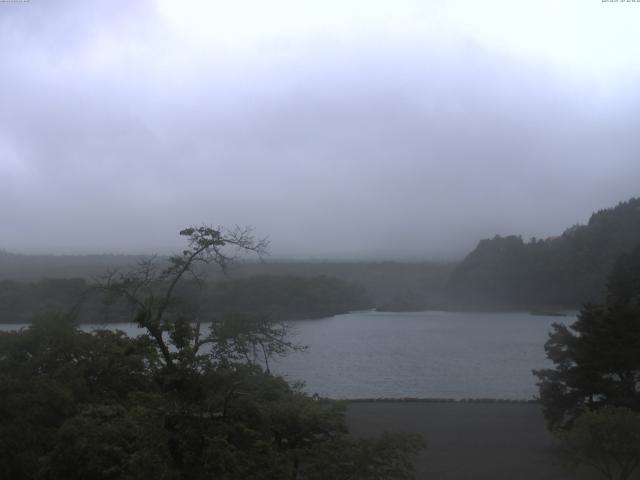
<box><xmin>274</xmin><ymin>310</ymin><xmax>570</xmax><ymax>400</ymax></box>
<box><xmin>0</xmin><ymin>311</ymin><xmax>571</xmax><ymax>400</ymax></box>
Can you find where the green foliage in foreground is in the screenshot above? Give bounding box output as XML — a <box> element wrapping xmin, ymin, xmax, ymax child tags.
<box><xmin>556</xmin><ymin>406</ymin><xmax>640</xmax><ymax>480</ymax></box>
<box><xmin>1</xmin><ymin>225</ymin><xmax>424</xmax><ymax>479</ymax></box>
<box><xmin>0</xmin><ymin>316</ymin><xmax>423</xmax><ymax>480</ymax></box>
<box><xmin>535</xmin><ymin>243</ymin><xmax>640</xmax><ymax>479</ymax></box>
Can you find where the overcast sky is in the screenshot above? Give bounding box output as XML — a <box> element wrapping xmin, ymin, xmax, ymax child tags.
<box><xmin>1</xmin><ymin>0</ymin><xmax>639</xmax><ymax>259</ymax></box>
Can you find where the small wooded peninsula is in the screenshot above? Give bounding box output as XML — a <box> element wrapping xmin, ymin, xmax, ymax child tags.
<box><xmin>0</xmin><ymin>275</ymin><xmax>372</xmax><ymax>324</ymax></box>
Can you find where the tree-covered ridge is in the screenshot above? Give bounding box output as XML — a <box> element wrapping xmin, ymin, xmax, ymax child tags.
<box><xmin>446</xmin><ymin>197</ymin><xmax>640</xmax><ymax>310</ymax></box>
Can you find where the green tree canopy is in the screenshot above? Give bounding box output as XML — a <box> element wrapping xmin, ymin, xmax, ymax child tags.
<box><xmin>534</xmin><ymin>244</ymin><xmax>640</xmax><ymax>430</ymax></box>
<box><xmin>556</xmin><ymin>406</ymin><xmax>640</xmax><ymax>480</ymax></box>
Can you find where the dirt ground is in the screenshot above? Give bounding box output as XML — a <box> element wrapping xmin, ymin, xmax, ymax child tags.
<box><xmin>345</xmin><ymin>402</ymin><xmax>611</xmax><ymax>480</ymax></box>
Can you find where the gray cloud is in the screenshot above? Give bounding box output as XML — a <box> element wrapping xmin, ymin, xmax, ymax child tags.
<box><xmin>1</xmin><ymin>1</ymin><xmax>639</xmax><ymax>258</ymax></box>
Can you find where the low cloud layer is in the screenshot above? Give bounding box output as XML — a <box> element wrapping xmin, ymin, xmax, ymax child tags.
<box><xmin>1</xmin><ymin>1</ymin><xmax>639</xmax><ymax>258</ymax></box>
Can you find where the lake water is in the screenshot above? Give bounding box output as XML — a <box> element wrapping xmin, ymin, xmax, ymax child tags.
<box><xmin>0</xmin><ymin>310</ymin><xmax>571</xmax><ymax>400</ymax></box>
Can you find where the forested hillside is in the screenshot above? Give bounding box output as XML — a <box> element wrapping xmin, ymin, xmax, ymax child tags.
<box><xmin>446</xmin><ymin>197</ymin><xmax>640</xmax><ymax>310</ymax></box>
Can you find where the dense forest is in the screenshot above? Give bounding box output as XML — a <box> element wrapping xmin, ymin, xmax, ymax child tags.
<box><xmin>447</xmin><ymin>197</ymin><xmax>640</xmax><ymax>310</ymax></box>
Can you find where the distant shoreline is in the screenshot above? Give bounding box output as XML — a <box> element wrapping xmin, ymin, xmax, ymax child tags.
<box><xmin>0</xmin><ymin>308</ymin><xmax>577</xmax><ymax>325</ymax></box>
<box><xmin>344</xmin><ymin>397</ymin><xmax>538</xmax><ymax>404</ymax></box>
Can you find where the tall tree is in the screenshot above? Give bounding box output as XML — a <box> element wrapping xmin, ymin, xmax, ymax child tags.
<box><xmin>97</xmin><ymin>225</ymin><xmax>285</xmax><ymax>368</ymax></box>
<box><xmin>534</xmin><ymin>244</ymin><xmax>640</xmax><ymax>430</ymax></box>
